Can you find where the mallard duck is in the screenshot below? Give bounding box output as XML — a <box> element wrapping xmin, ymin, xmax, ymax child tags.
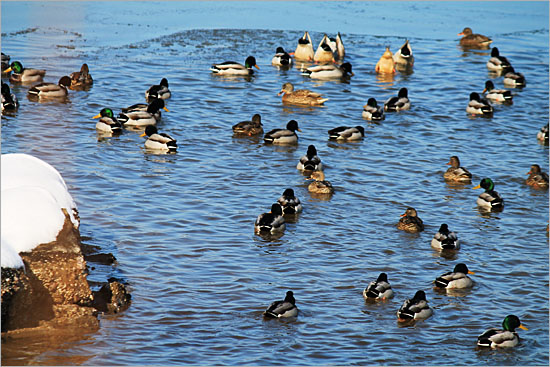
<box><xmin>294</xmin><ymin>31</ymin><xmax>314</xmax><ymax>61</ymax></box>
<box><xmin>302</xmin><ymin>62</ymin><xmax>354</xmax><ymax>79</ymax></box>
<box><xmin>473</xmin><ymin>178</ymin><xmax>504</xmax><ymax>210</ymax></box>
<box><xmin>486</xmin><ymin>47</ymin><xmax>512</xmax><ymax>72</ymax></box>
<box><xmin>278</xmin><ymin>82</ymin><xmax>328</xmax><ymax>106</ymax></box>
<box><xmin>277</xmin><ymin>188</ymin><xmax>303</xmax><ymax>215</ymax></box>
<box><xmin>431</xmin><ymin>223</ymin><xmax>459</xmax><ymax>250</ymax></box>
<box><xmin>145</xmin><ymin>78</ymin><xmax>171</xmax><ymax>101</ymax></box>
<box><xmin>362</xmin><ymin>98</ymin><xmax>385</xmax><ymax>121</ymax></box>
<box><xmin>121</xmin><ymin>98</ymin><xmax>169</xmax><ymax>122</ymax></box>
<box><xmin>314</xmin><ymin>35</ymin><xmax>335</xmax><ymax>63</ymax></box>
<box><xmin>397</xmin><ymin>290</ymin><xmax>433</xmax><ymax>322</ymax></box>
<box><xmin>140</xmin><ymin>125</ymin><xmax>177</xmax><ymax>151</ymax></box>
<box><xmin>27</xmin><ymin>76</ymin><xmax>71</xmax><ymax>98</ymax></box>
<box><xmin>444</xmin><ymin>155</ymin><xmax>472</xmax><ymax>183</ymax></box>
<box><xmin>263</xmin><ymin>291</ymin><xmax>298</xmax><ymax>318</ymax></box>
<box><xmin>297</xmin><ymin>144</ymin><xmax>322</xmax><ymax>171</ymax></box>
<box><xmin>255</xmin><ymin>203</ymin><xmax>286</xmax><ymax>234</ymax></box>
<box><xmin>384</xmin><ymin>88</ymin><xmax>410</xmax><ymax>111</ymax></box>
<box><xmin>263</xmin><ymin>119</ymin><xmax>301</xmax><ymax>145</ymax></box>
<box><xmin>232</xmin><ymin>113</ymin><xmax>263</xmax><ymax>136</ymax></box>
<box><xmin>2</xmin><ymin>53</ymin><xmax>11</xmax><ymax>72</ymax></box>
<box><xmin>393</xmin><ymin>40</ymin><xmax>414</xmax><ymax>68</ymax></box>
<box><xmin>503</xmin><ymin>67</ymin><xmax>526</xmax><ymax>88</ymax></box>
<box><xmin>482</xmin><ymin>80</ymin><xmax>512</xmax><ymax>103</ymax></box>
<box><xmin>306</xmin><ymin>170</ymin><xmax>334</xmax><ymax>194</ymax></box>
<box><xmin>526</xmin><ymin>164</ymin><xmax>549</xmax><ymax>189</ymax></box>
<box><xmin>375</xmin><ymin>47</ymin><xmax>396</xmax><ymax>74</ymax></box>
<box><xmin>458</xmin><ymin>27</ymin><xmax>492</xmax><ymax>48</ymax></box>
<box><xmin>477</xmin><ymin>315</ymin><xmax>528</xmax><ymax>348</ymax></box>
<box><xmin>1</xmin><ymin>82</ymin><xmax>19</xmax><ymax>112</ymax></box>
<box><xmin>328</xmin><ymin>126</ymin><xmax>365</xmax><ymax>141</ymax></box>
<box><xmin>434</xmin><ymin>263</ymin><xmax>474</xmax><ymax>289</ymax></box>
<box><xmin>69</xmin><ymin>63</ymin><xmax>93</xmax><ymax>89</ymax></box>
<box><xmin>210</xmin><ymin>56</ymin><xmax>259</xmax><ymax>76</ymax></box>
<box><xmin>466</xmin><ymin>92</ymin><xmax>493</xmax><ymax>116</ymax></box>
<box><xmin>5</xmin><ymin>61</ymin><xmax>46</xmax><ymax>83</ymax></box>
<box><xmin>92</xmin><ymin>108</ymin><xmax>122</xmax><ymax>133</ymax></box>
<box><xmin>397</xmin><ymin>207</ymin><xmax>424</xmax><ymax>233</ymax></box>
<box><xmin>537</xmin><ymin>123</ymin><xmax>549</xmax><ymax>143</ymax></box>
<box><xmin>118</xmin><ymin>98</ymin><xmax>167</xmax><ymax>127</ymax></box>
<box><xmin>363</xmin><ymin>273</ymin><xmax>394</xmax><ymax>301</ymax></box>
<box><xmin>271</xmin><ymin>47</ymin><xmax>293</xmax><ymax>67</ymax></box>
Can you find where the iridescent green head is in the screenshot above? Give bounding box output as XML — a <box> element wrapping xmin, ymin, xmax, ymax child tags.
<box><xmin>9</xmin><ymin>61</ymin><xmax>23</xmax><ymax>74</ymax></box>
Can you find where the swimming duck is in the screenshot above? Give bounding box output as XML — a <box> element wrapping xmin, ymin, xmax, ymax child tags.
<box><xmin>263</xmin><ymin>119</ymin><xmax>301</xmax><ymax>145</ymax></box>
<box><xmin>443</xmin><ymin>155</ymin><xmax>472</xmax><ymax>183</ymax></box>
<box><xmin>431</xmin><ymin>223</ymin><xmax>459</xmax><ymax>250</ymax></box>
<box><xmin>271</xmin><ymin>47</ymin><xmax>293</xmax><ymax>67</ymax></box>
<box><xmin>145</xmin><ymin>78</ymin><xmax>171</xmax><ymax>101</ymax></box>
<box><xmin>384</xmin><ymin>88</ymin><xmax>410</xmax><ymax>111</ymax></box>
<box><xmin>92</xmin><ymin>108</ymin><xmax>123</xmax><ymax>133</ymax></box>
<box><xmin>486</xmin><ymin>47</ymin><xmax>512</xmax><ymax>73</ymax></box>
<box><xmin>477</xmin><ymin>315</ymin><xmax>528</xmax><ymax>348</ymax></box>
<box><xmin>210</xmin><ymin>56</ymin><xmax>259</xmax><ymax>76</ymax></box>
<box><xmin>118</xmin><ymin>98</ymin><xmax>167</xmax><ymax>127</ymax></box>
<box><xmin>263</xmin><ymin>291</ymin><xmax>298</xmax><ymax>318</ymax></box>
<box><xmin>27</xmin><ymin>76</ymin><xmax>71</xmax><ymax>98</ymax></box>
<box><xmin>393</xmin><ymin>40</ymin><xmax>414</xmax><ymax>69</ymax></box>
<box><xmin>302</xmin><ymin>62</ymin><xmax>354</xmax><ymax>79</ymax></box>
<box><xmin>140</xmin><ymin>125</ymin><xmax>177</xmax><ymax>151</ymax></box>
<box><xmin>306</xmin><ymin>170</ymin><xmax>334</xmax><ymax>194</ymax></box>
<box><xmin>466</xmin><ymin>92</ymin><xmax>493</xmax><ymax>116</ymax></box>
<box><xmin>1</xmin><ymin>53</ymin><xmax>10</xmax><ymax>72</ymax></box>
<box><xmin>503</xmin><ymin>66</ymin><xmax>526</xmax><ymax>88</ymax></box>
<box><xmin>255</xmin><ymin>203</ymin><xmax>286</xmax><ymax>234</ymax></box>
<box><xmin>363</xmin><ymin>273</ymin><xmax>394</xmax><ymax>301</ymax></box>
<box><xmin>328</xmin><ymin>126</ymin><xmax>365</xmax><ymax>141</ymax></box>
<box><xmin>69</xmin><ymin>63</ymin><xmax>93</xmax><ymax>89</ymax></box>
<box><xmin>1</xmin><ymin>82</ymin><xmax>19</xmax><ymax>112</ymax></box>
<box><xmin>294</xmin><ymin>31</ymin><xmax>314</xmax><ymax>61</ymax></box>
<box><xmin>297</xmin><ymin>144</ymin><xmax>322</xmax><ymax>171</ymax></box>
<box><xmin>4</xmin><ymin>61</ymin><xmax>46</xmax><ymax>83</ymax></box>
<box><xmin>278</xmin><ymin>82</ymin><xmax>328</xmax><ymax>106</ymax></box>
<box><xmin>121</xmin><ymin>98</ymin><xmax>169</xmax><ymax>122</ymax></box>
<box><xmin>277</xmin><ymin>188</ymin><xmax>303</xmax><ymax>215</ymax></box>
<box><xmin>482</xmin><ymin>80</ymin><xmax>512</xmax><ymax>103</ymax></box>
<box><xmin>537</xmin><ymin>123</ymin><xmax>549</xmax><ymax>144</ymax></box>
<box><xmin>434</xmin><ymin>263</ymin><xmax>474</xmax><ymax>289</ymax></box>
<box><xmin>232</xmin><ymin>113</ymin><xmax>263</xmax><ymax>136</ymax></box>
<box><xmin>362</xmin><ymin>98</ymin><xmax>385</xmax><ymax>121</ymax></box>
<box><xmin>525</xmin><ymin>164</ymin><xmax>549</xmax><ymax>189</ymax></box>
<box><xmin>397</xmin><ymin>207</ymin><xmax>424</xmax><ymax>233</ymax></box>
<box><xmin>375</xmin><ymin>47</ymin><xmax>396</xmax><ymax>74</ymax></box>
<box><xmin>458</xmin><ymin>27</ymin><xmax>492</xmax><ymax>48</ymax></box>
<box><xmin>473</xmin><ymin>178</ymin><xmax>504</xmax><ymax>210</ymax></box>
<box><xmin>314</xmin><ymin>34</ymin><xmax>335</xmax><ymax>63</ymax></box>
<box><xmin>396</xmin><ymin>290</ymin><xmax>433</xmax><ymax>322</ymax></box>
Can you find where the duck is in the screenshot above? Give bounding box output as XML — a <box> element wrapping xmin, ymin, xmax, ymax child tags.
<box><xmin>1</xmin><ymin>82</ymin><xmax>19</xmax><ymax>112</ymax></box>
<box><xmin>384</xmin><ymin>88</ymin><xmax>410</xmax><ymax>111</ymax></box>
<box><xmin>69</xmin><ymin>63</ymin><xmax>93</xmax><ymax>89</ymax></box>
<box><xmin>362</xmin><ymin>98</ymin><xmax>385</xmax><ymax>121</ymax></box>
<box><xmin>271</xmin><ymin>47</ymin><xmax>293</xmax><ymax>67</ymax></box>
<box><xmin>297</xmin><ymin>144</ymin><xmax>322</xmax><ymax>171</ymax></box>
<box><xmin>375</xmin><ymin>47</ymin><xmax>396</xmax><ymax>74</ymax></box>
<box><xmin>525</xmin><ymin>164</ymin><xmax>549</xmax><ymax>189</ymax></box>
<box><xmin>278</xmin><ymin>82</ymin><xmax>328</xmax><ymax>106</ymax></box>
<box><xmin>477</xmin><ymin>315</ymin><xmax>528</xmax><ymax>348</ymax></box>
<box><xmin>254</xmin><ymin>203</ymin><xmax>286</xmax><ymax>234</ymax></box>
<box><xmin>393</xmin><ymin>39</ymin><xmax>414</xmax><ymax>69</ymax></box>
<box><xmin>434</xmin><ymin>263</ymin><xmax>474</xmax><ymax>289</ymax></box>
<box><xmin>140</xmin><ymin>125</ymin><xmax>177</xmax><ymax>151</ymax></box>
<box><xmin>473</xmin><ymin>178</ymin><xmax>504</xmax><ymax>210</ymax></box>
<box><xmin>363</xmin><ymin>273</ymin><xmax>394</xmax><ymax>301</ymax></box>
<box><xmin>277</xmin><ymin>188</ymin><xmax>303</xmax><ymax>215</ymax></box>
<box><xmin>232</xmin><ymin>113</ymin><xmax>263</xmax><ymax>136</ymax></box>
<box><xmin>466</xmin><ymin>92</ymin><xmax>493</xmax><ymax>116</ymax></box>
<box><xmin>486</xmin><ymin>47</ymin><xmax>512</xmax><ymax>73</ymax></box>
<box><xmin>118</xmin><ymin>98</ymin><xmax>167</xmax><ymax>127</ymax></box>
<box><xmin>145</xmin><ymin>78</ymin><xmax>171</xmax><ymax>101</ymax></box>
<box><xmin>503</xmin><ymin>66</ymin><xmax>526</xmax><ymax>88</ymax></box>
<box><xmin>92</xmin><ymin>108</ymin><xmax>123</xmax><ymax>133</ymax></box>
<box><xmin>121</xmin><ymin>98</ymin><xmax>169</xmax><ymax>122</ymax></box>
<box><xmin>482</xmin><ymin>80</ymin><xmax>512</xmax><ymax>103</ymax></box>
<box><xmin>328</xmin><ymin>126</ymin><xmax>365</xmax><ymax>141</ymax></box>
<box><xmin>443</xmin><ymin>155</ymin><xmax>472</xmax><ymax>183</ymax></box>
<box><xmin>397</xmin><ymin>207</ymin><xmax>424</xmax><ymax>233</ymax></box>
<box><xmin>306</xmin><ymin>170</ymin><xmax>334</xmax><ymax>194</ymax></box>
<box><xmin>263</xmin><ymin>291</ymin><xmax>298</xmax><ymax>318</ymax></box>
<box><xmin>210</xmin><ymin>56</ymin><xmax>259</xmax><ymax>76</ymax></box>
<box><xmin>263</xmin><ymin>119</ymin><xmax>301</xmax><ymax>145</ymax></box>
<box><xmin>313</xmin><ymin>34</ymin><xmax>335</xmax><ymax>63</ymax></box>
<box><xmin>431</xmin><ymin>223</ymin><xmax>459</xmax><ymax>250</ymax></box>
<box><xmin>294</xmin><ymin>31</ymin><xmax>314</xmax><ymax>62</ymax></box>
<box><xmin>4</xmin><ymin>61</ymin><xmax>46</xmax><ymax>83</ymax></box>
<box><xmin>335</xmin><ymin>32</ymin><xmax>345</xmax><ymax>59</ymax></box>
<box><xmin>458</xmin><ymin>27</ymin><xmax>492</xmax><ymax>48</ymax></box>
<box><xmin>1</xmin><ymin>53</ymin><xmax>10</xmax><ymax>72</ymax></box>
<box><xmin>396</xmin><ymin>290</ymin><xmax>433</xmax><ymax>322</ymax></box>
<box><xmin>537</xmin><ymin>123</ymin><xmax>549</xmax><ymax>144</ymax></box>
<box><xmin>27</xmin><ymin>76</ymin><xmax>71</xmax><ymax>98</ymax></box>
<box><xmin>302</xmin><ymin>62</ymin><xmax>354</xmax><ymax>79</ymax></box>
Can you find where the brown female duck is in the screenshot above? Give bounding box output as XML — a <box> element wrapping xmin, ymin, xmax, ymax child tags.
<box><xmin>443</xmin><ymin>156</ymin><xmax>472</xmax><ymax>183</ymax></box>
<box><xmin>397</xmin><ymin>207</ymin><xmax>424</xmax><ymax>233</ymax></box>
<box><xmin>526</xmin><ymin>164</ymin><xmax>549</xmax><ymax>189</ymax></box>
<box><xmin>458</xmin><ymin>27</ymin><xmax>492</xmax><ymax>48</ymax></box>
<box><xmin>278</xmin><ymin>82</ymin><xmax>328</xmax><ymax>106</ymax></box>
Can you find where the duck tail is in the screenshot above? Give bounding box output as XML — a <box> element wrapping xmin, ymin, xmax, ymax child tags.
<box><xmin>117</xmin><ymin>113</ymin><xmax>129</xmax><ymax>123</ymax></box>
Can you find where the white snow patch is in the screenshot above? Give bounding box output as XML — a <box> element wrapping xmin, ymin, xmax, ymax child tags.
<box><xmin>1</xmin><ymin>237</ymin><xmax>24</xmax><ymax>269</ymax></box>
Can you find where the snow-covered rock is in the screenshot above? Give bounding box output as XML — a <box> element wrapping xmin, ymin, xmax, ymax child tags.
<box><xmin>1</xmin><ymin>238</ymin><xmax>24</xmax><ymax>269</ymax></box>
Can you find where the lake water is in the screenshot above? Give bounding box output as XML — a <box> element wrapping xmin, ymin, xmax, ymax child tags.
<box><xmin>1</xmin><ymin>1</ymin><xmax>549</xmax><ymax>365</ymax></box>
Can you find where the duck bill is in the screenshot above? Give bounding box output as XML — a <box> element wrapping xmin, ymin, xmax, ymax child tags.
<box><xmin>472</xmin><ymin>184</ymin><xmax>481</xmax><ymax>189</ymax></box>
<box><xmin>446</xmin><ymin>161</ymin><xmax>451</xmax><ymax>165</ymax></box>
<box><xmin>254</xmin><ymin>65</ymin><xmax>260</xmax><ymax>70</ymax></box>
<box><xmin>4</xmin><ymin>67</ymin><xmax>12</xmax><ymax>73</ymax></box>
<box><xmin>482</xmin><ymin>88</ymin><xmax>487</xmax><ymax>93</ymax></box>
<box><xmin>140</xmin><ymin>132</ymin><xmax>147</xmax><ymax>137</ymax></box>
<box><xmin>526</xmin><ymin>171</ymin><xmax>531</xmax><ymax>175</ymax></box>
<box><xmin>277</xmin><ymin>91</ymin><xmax>284</xmax><ymax>96</ymax></box>
<box><xmin>468</xmin><ymin>271</ymin><xmax>475</xmax><ymax>274</ymax></box>
<box><xmin>163</xmin><ymin>107</ymin><xmax>170</xmax><ymax>112</ymax></box>
<box><xmin>400</xmin><ymin>213</ymin><xmax>406</xmax><ymax>217</ymax></box>
<box><xmin>457</xmin><ymin>32</ymin><xmax>464</xmax><ymax>36</ymax></box>
<box><xmin>297</xmin><ymin>128</ymin><xmax>302</xmax><ymax>132</ymax></box>
<box><xmin>519</xmin><ymin>324</ymin><xmax>528</xmax><ymax>330</ymax></box>
<box><xmin>92</xmin><ymin>114</ymin><xmax>101</xmax><ymax>119</ymax></box>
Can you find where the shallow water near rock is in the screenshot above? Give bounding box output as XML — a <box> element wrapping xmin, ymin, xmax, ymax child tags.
<box><xmin>1</xmin><ymin>1</ymin><xmax>549</xmax><ymax>365</ymax></box>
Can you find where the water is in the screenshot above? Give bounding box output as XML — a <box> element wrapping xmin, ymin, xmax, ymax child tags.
<box><xmin>1</xmin><ymin>1</ymin><xmax>549</xmax><ymax>365</ymax></box>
